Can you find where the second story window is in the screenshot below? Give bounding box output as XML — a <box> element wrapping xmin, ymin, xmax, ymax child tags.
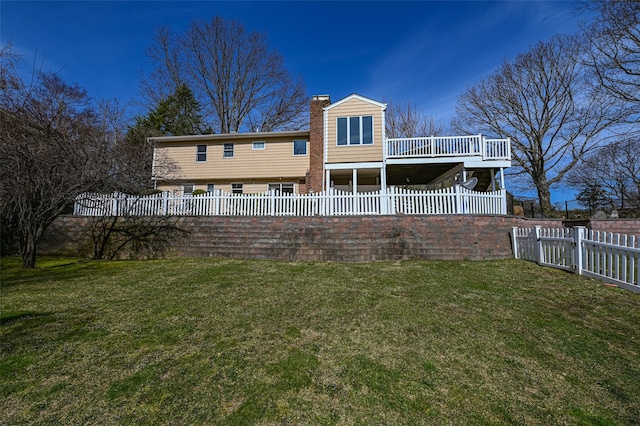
<box><xmin>337</xmin><ymin>115</ymin><xmax>373</xmax><ymax>146</ymax></box>
<box><xmin>252</xmin><ymin>141</ymin><xmax>265</xmax><ymax>150</ymax></box>
<box><xmin>293</xmin><ymin>140</ymin><xmax>307</xmax><ymax>156</ymax></box>
<box><xmin>223</xmin><ymin>143</ymin><xmax>234</xmax><ymax>158</ymax></box>
<box><xmin>196</xmin><ymin>144</ymin><xmax>207</xmax><ymax>162</ymax></box>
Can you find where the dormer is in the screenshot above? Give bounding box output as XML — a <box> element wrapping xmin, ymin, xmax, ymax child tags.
<box><xmin>324</xmin><ymin>94</ymin><xmax>386</xmax><ymax>165</ymax></box>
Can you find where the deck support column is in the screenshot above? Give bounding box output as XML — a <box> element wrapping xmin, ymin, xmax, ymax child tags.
<box><xmin>352</xmin><ymin>169</ymin><xmax>358</xmax><ymax>194</ymax></box>
<box><xmin>491</xmin><ymin>168</ymin><xmax>496</xmax><ymax>191</ymax></box>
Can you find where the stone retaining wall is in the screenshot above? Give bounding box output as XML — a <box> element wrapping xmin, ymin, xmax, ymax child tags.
<box><xmin>39</xmin><ymin>215</ymin><xmax>638</xmax><ymax>262</ymax></box>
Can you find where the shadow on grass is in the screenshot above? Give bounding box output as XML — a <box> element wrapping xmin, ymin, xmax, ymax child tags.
<box><xmin>0</xmin><ymin>311</ymin><xmax>49</xmax><ymax>326</ymax></box>
<box><xmin>1</xmin><ymin>257</ymin><xmax>114</xmax><ymax>288</ymax></box>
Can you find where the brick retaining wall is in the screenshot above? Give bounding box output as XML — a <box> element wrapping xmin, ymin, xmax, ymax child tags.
<box><xmin>39</xmin><ymin>215</ymin><xmax>638</xmax><ymax>262</ymax></box>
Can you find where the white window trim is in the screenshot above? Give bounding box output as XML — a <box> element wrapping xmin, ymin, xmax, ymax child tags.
<box><xmin>231</xmin><ymin>182</ymin><xmax>243</xmax><ymax>194</ymax></box>
<box><xmin>336</xmin><ymin>115</ymin><xmax>374</xmax><ymax>146</ymax></box>
<box><xmin>252</xmin><ymin>141</ymin><xmax>266</xmax><ymax>150</ymax></box>
<box><xmin>182</xmin><ymin>183</ymin><xmax>195</xmax><ymax>196</ymax></box>
<box><xmin>223</xmin><ymin>143</ymin><xmax>234</xmax><ymax>158</ymax></box>
<box><xmin>268</xmin><ymin>182</ymin><xmax>295</xmax><ymax>193</ymax></box>
<box><xmin>196</xmin><ymin>144</ymin><xmax>207</xmax><ymax>162</ymax></box>
<box><xmin>293</xmin><ymin>139</ymin><xmax>308</xmax><ymax>156</ymax></box>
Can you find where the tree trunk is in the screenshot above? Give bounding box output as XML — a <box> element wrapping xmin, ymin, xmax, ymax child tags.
<box><xmin>20</xmin><ymin>232</ymin><xmax>38</xmax><ymax>269</ymax></box>
<box><xmin>537</xmin><ymin>185</ymin><xmax>553</xmax><ymax>217</ymax></box>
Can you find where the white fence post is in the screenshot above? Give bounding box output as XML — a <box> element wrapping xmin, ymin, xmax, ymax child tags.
<box><xmin>511</xmin><ymin>227</ymin><xmax>519</xmax><ymax>259</ymax></box>
<box><xmin>162</xmin><ymin>192</ymin><xmax>169</xmax><ymax>215</ymax></box>
<box><xmin>534</xmin><ymin>226</ymin><xmax>543</xmax><ymax>265</ymax></box>
<box><xmin>454</xmin><ymin>185</ymin><xmax>462</xmax><ymax>214</ymax></box>
<box><xmin>269</xmin><ymin>190</ymin><xmax>276</xmax><ymax>216</ymax></box>
<box><xmin>213</xmin><ymin>189</ymin><xmax>220</xmax><ymax>215</ymax></box>
<box><xmin>573</xmin><ymin>226</ymin><xmax>586</xmax><ymax>275</ymax></box>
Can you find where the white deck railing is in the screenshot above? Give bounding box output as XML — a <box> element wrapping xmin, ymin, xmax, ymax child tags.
<box><xmin>74</xmin><ymin>187</ymin><xmax>507</xmax><ymax>218</ymax></box>
<box><xmin>385</xmin><ymin>135</ymin><xmax>511</xmax><ymax>160</ymax></box>
<box><xmin>512</xmin><ymin>226</ymin><xmax>640</xmax><ymax>293</ymax></box>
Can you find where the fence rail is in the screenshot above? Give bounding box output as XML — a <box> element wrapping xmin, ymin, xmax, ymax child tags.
<box><xmin>512</xmin><ymin>226</ymin><xmax>640</xmax><ymax>293</ymax></box>
<box><xmin>74</xmin><ymin>187</ymin><xmax>507</xmax><ymax>217</ymax></box>
<box><xmin>385</xmin><ymin>135</ymin><xmax>511</xmax><ymax>160</ymax></box>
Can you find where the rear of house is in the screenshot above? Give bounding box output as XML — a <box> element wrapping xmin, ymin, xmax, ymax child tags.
<box><xmin>151</xmin><ymin>93</ymin><xmax>511</xmax><ymax>197</ymax></box>
<box><xmin>152</xmin><ymin>130</ymin><xmax>310</xmax><ymax>195</ymax></box>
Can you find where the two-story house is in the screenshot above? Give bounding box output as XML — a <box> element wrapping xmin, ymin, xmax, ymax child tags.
<box><xmin>150</xmin><ymin>94</ymin><xmax>511</xmax><ymax>197</ymax></box>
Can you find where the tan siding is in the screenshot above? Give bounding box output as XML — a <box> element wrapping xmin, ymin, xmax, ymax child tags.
<box><xmin>157</xmin><ymin>179</ymin><xmax>301</xmax><ymax>195</ymax></box>
<box><xmin>156</xmin><ymin>135</ymin><xmax>310</xmax><ymax>182</ymax></box>
<box><xmin>326</xmin><ymin>98</ymin><xmax>384</xmax><ymax>164</ymax></box>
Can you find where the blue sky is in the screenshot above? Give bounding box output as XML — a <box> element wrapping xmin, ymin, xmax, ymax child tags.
<box><xmin>1</xmin><ymin>0</ymin><xmax>591</xmax><ymax>201</ymax></box>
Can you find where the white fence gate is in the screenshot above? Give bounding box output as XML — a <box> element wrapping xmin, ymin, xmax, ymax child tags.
<box><xmin>512</xmin><ymin>226</ymin><xmax>640</xmax><ymax>293</ymax></box>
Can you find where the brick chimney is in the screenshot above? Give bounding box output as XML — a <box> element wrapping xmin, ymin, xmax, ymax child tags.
<box><xmin>307</xmin><ymin>95</ymin><xmax>330</xmax><ymax>193</ymax></box>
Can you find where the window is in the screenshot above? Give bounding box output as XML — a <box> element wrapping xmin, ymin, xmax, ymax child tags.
<box><xmin>268</xmin><ymin>183</ymin><xmax>295</xmax><ymax>194</ymax></box>
<box><xmin>252</xmin><ymin>141</ymin><xmax>266</xmax><ymax>150</ymax></box>
<box><xmin>196</xmin><ymin>144</ymin><xmax>207</xmax><ymax>162</ymax></box>
<box><xmin>337</xmin><ymin>115</ymin><xmax>373</xmax><ymax>145</ymax></box>
<box><xmin>183</xmin><ymin>184</ymin><xmax>194</xmax><ymax>195</ymax></box>
<box><xmin>293</xmin><ymin>140</ymin><xmax>307</xmax><ymax>156</ymax></box>
<box><xmin>231</xmin><ymin>183</ymin><xmax>243</xmax><ymax>194</ymax></box>
<box><xmin>223</xmin><ymin>143</ymin><xmax>234</xmax><ymax>158</ymax></box>
<box><xmin>207</xmin><ymin>183</ymin><xmax>215</xmax><ymax>193</ymax></box>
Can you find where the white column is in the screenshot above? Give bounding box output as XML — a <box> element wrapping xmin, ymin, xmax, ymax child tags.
<box><xmin>491</xmin><ymin>168</ymin><xmax>496</xmax><ymax>191</ymax></box>
<box><xmin>325</xmin><ymin>170</ymin><xmax>331</xmax><ymax>193</ymax></box>
<box><xmin>352</xmin><ymin>169</ymin><xmax>358</xmax><ymax>194</ymax></box>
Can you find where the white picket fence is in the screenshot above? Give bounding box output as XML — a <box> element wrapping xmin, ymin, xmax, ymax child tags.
<box><xmin>74</xmin><ymin>186</ymin><xmax>507</xmax><ymax>217</ymax></box>
<box><xmin>512</xmin><ymin>226</ymin><xmax>640</xmax><ymax>293</ymax></box>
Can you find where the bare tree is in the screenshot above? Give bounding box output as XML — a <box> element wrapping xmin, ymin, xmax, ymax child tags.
<box><xmin>567</xmin><ymin>138</ymin><xmax>640</xmax><ymax>213</ymax></box>
<box><xmin>0</xmin><ymin>44</ymin><xmax>178</xmax><ymax>267</ymax></box>
<box><xmin>141</xmin><ymin>17</ymin><xmax>308</xmax><ymax>133</ymax></box>
<box><xmin>1</xmin><ymin>70</ymin><xmax>113</xmax><ymax>267</ymax></box>
<box><xmin>385</xmin><ymin>100</ymin><xmax>444</xmax><ymax>138</ymax></box>
<box><xmin>582</xmin><ymin>0</ymin><xmax>640</xmax><ymax>112</ymax></box>
<box><xmin>452</xmin><ymin>35</ymin><xmax>626</xmax><ymax>215</ymax></box>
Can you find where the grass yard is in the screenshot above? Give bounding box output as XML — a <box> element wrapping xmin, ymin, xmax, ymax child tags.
<box><xmin>1</xmin><ymin>256</ymin><xmax>639</xmax><ymax>425</ymax></box>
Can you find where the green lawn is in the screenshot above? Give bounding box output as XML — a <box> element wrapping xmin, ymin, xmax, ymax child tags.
<box><xmin>1</xmin><ymin>257</ymin><xmax>639</xmax><ymax>425</ymax></box>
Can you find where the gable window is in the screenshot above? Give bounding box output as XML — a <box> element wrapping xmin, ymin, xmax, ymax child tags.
<box><xmin>337</xmin><ymin>116</ymin><xmax>373</xmax><ymax>146</ymax></box>
<box><xmin>252</xmin><ymin>141</ymin><xmax>265</xmax><ymax>150</ymax></box>
<box><xmin>223</xmin><ymin>143</ymin><xmax>234</xmax><ymax>158</ymax></box>
<box><xmin>293</xmin><ymin>140</ymin><xmax>307</xmax><ymax>156</ymax></box>
<box><xmin>196</xmin><ymin>144</ymin><xmax>207</xmax><ymax>162</ymax></box>
<box><xmin>231</xmin><ymin>183</ymin><xmax>243</xmax><ymax>194</ymax></box>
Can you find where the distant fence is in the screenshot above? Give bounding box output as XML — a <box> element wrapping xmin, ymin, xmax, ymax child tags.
<box><xmin>74</xmin><ymin>187</ymin><xmax>507</xmax><ymax>217</ymax></box>
<box><xmin>512</xmin><ymin>226</ymin><xmax>640</xmax><ymax>293</ymax></box>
